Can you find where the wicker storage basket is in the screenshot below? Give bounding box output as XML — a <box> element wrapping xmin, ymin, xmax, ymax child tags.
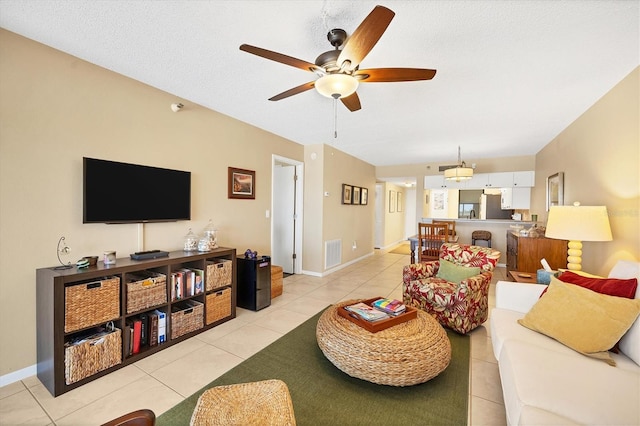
<box><xmin>65</xmin><ymin>277</ymin><xmax>120</xmax><ymax>333</ymax></box>
<box><xmin>206</xmin><ymin>287</ymin><xmax>232</xmax><ymax>325</ymax></box>
<box><xmin>171</xmin><ymin>300</ymin><xmax>204</xmax><ymax>339</ymax></box>
<box><xmin>64</xmin><ymin>327</ymin><xmax>122</xmax><ymax>385</ymax></box>
<box><xmin>206</xmin><ymin>259</ymin><xmax>232</xmax><ymax>291</ymax></box>
<box><xmin>126</xmin><ymin>271</ymin><xmax>167</xmax><ymax>314</ymax></box>
<box><xmin>271</xmin><ymin>265</ymin><xmax>283</xmax><ymax>298</ymax></box>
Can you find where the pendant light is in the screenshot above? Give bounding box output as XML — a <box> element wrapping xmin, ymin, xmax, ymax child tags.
<box><xmin>444</xmin><ymin>146</ymin><xmax>473</xmax><ymax>182</ymax></box>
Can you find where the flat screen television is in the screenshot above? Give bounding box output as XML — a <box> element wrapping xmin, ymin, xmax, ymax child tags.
<box><xmin>83</xmin><ymin>157</ymin><xmax>191</xmax><ymax>223</ymax></box>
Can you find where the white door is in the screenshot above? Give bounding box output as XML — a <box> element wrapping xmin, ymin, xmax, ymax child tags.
<box><xmin>272</xmin><ymin>156</ymin><xmax>303</xmax><ymax>274</ymax></box>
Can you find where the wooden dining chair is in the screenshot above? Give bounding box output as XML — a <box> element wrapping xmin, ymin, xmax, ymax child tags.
<box><xmin>433</xmin><ymin>220</ymin><xmax>457</xmax><ymax>241</ymax></box>
<box><xmin>418</xmin><ymin>223</ymin><xmax>449</xmax><ymax>262</ymax></box>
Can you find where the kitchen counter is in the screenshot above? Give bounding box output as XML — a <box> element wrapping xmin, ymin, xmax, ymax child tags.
<box><xmin>417</xmin><ymin>219</ymin><xmax>540</xmax><ymax>265</ymax></box>
<box><xmin>454</xmin><ymin>218</ymin><xmax>535</xmax><ymax>225</ymax></box>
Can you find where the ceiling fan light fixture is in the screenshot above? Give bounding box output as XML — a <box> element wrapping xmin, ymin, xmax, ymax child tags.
<box><xmin>315</xmin><ymin>74</ymin><xmax>359</xmax><ymax>99</ymax></box>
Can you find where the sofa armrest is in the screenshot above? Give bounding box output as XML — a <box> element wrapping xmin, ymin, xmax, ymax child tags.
<box><xmin>495</xmin><ymin>281</ymin><xmax>547</xmax><ymax>313</ymax></box>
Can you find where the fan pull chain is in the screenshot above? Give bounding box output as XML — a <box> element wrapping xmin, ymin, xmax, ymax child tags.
<box><xmin>333</xmin><ymin>97</ymin><xmax>338</xmax><ymax>138</ymax></box>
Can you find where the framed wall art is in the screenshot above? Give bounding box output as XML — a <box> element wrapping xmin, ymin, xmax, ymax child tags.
<box><xmin>353</xmin><ymin>187</ymin><xmax>361</xmax><ymax>205</ymax></box>
<box><xmin>546</xmin><ymin>172</ymin><xmax>564</xmax><ymax>211</ymax></box>
<box><xmin>342</xmin><ymin>184</ymin><xmax>353</xmax><ymax>204</ymax></box>
<box><xmin>228</xmin><ymin>167</ymin><xmax>255</xmax><ymax>199</ymax></box>
<box><xmin>389</xmin><ymin>190</ymin><xmax>396</xmax><ymax>213</ymax></box>
<box><xmin>361</xmin><ymin>188</ymin><xmax>368</xmax><ymax>205</ymax></box>
<box><xmin>397</xmin><ymin>192</ymin><xmax>403</xmax><ymax>212</ymax></box>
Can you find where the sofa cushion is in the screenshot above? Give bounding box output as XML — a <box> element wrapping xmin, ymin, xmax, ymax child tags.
<box><xmin>490</xmin><ymin>308</ymin><xmax>578</xmax><ymax>361</ymax></box>
<box><xmin>559</xmin><ymin>271</ymin><xmax>638</xmax><ymax>298</ymax></box>
<box><xmin>518</xmin><ymin>277</ymin><xmax>640</xmax><ymax>366</ymax></box>
<box><xmin>499</xmin><ymin>339</ymin><xmax>640</xmax><ymax>426</ymax></box>
<box><xmin>435</xmin><ymin>259</ymin><xmax>480</xmax><ymax>283</ymax></box>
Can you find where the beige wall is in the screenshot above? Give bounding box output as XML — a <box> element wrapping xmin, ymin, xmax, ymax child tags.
<box><xmin>302</xmin><ymin>144</ymin><xmax>376</xmax><ymax>272</ymax></box>
<box><xmin>0</xmin><ymin>29</ymin><xmax>377</xmax><ymax>378</ymax></box>
<box><xmin>0</xmin><ymin>30</ymin><xmax>307</xmax><ymax>376</ymax></box>
<box><xmin>531</xmin><ymin>67</ymin><xmax>639</xmax><ymax>276</ymax></box>
<box><xmin>380</xmin><ymin>183</ymin><xmax>406</xmax><ymax>248</ymax></box>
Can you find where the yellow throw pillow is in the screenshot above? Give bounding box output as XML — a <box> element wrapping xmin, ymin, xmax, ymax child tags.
<box><xmin>518</xmin><ymin>276</ymin><xmax>640</xmax><ymax>366</ymax></box>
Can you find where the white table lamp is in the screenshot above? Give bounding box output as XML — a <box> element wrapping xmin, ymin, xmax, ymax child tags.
<box><xmin>545</xmin><ymin>202</ymin><xmax>612</xmax><ymax>271</ymax></box>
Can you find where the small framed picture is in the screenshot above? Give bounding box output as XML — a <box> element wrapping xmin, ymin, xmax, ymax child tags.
<box><xmin>397</xmin><ymin>192</ymin><xmax>403</xmax><ymax>212</ymax></box>
<box><xmin>361</xmin><ymin>188</ymin><xmax>368</xmax><ymax>205</ymax></box>
<box><xmin>546</xmin><ymin>172</ymin><xmax>564</xmax><ymax>211</ymax></box>
<box><xmin>228</xmin><ymin>167</ymin><xmax>255</xmax><ymax>199</ymax></box>
<box><xmin>353</xmin><ymin>187</ymin><xmax>361</xmax><ymax>205</ymax></box>
<box><xmin>342</xmin><ymin>184</ymin><xmax>353</xmax><ymax>204</ymax></box>
<box><xmin>389</xmin><ymin>191</ymin><xmax>396</xmax><ymax>213</ymax></box>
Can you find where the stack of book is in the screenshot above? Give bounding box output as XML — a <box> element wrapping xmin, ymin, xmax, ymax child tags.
<box><xmin>372</xmin><ymin>298</ymin><xmax>406</xmax><ymax>316</ymax></box>
<box><xmin>124</xmin><ymin>309</ymin><xmax>166</xmax><ymax>356</ymax></box>
<box><xmin>344</xmin><ymin>298</ymin><xmax>407</xmax><ymax>322</ymax></box>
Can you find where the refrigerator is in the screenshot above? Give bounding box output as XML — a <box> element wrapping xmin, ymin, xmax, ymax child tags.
<box><xmin>480</xmin><ymin>194</ymin><xmax>513</xmax><ymax>219</ymax></box>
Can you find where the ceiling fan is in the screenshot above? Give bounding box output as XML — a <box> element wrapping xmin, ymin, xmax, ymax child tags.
<box><xmin>239</xmin><ymin>5</ymin><xmax>436</xmax><ymax>112</ymax></box>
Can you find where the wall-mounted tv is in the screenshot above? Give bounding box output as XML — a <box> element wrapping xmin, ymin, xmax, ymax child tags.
<box><xmin>83</xmin><ymin>157</ymin><xmax>191</xmax><ymax>224</ymax></box>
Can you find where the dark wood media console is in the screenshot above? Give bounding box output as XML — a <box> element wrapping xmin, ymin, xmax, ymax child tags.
<box><xmin>36</xmin><ymin>248</ymin><xmax>236</xmax><ymax>397</ymax></box>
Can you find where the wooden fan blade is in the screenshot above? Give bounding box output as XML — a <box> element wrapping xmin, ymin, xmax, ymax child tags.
<box><xmin>269</xmin><ymin>81</ymin><xmax>316</xmax><ymax>101</ymax></box>
<box><xmin>341</xmin><ymin>92</ymin><xmax>362</xmax><ymax>112</ymax></box>
<box><xmin>337</xmin><ymin>5</ymin><xmax>395</xmax><ymax>71</ymax></box>
<box><xmin>355</xmin><ymin>68</ymin><xmax>437</xmax><ymax>82</ymax></box>
<box><xmin>240</xmin><ymin>44</ymin><xmax>321</xmax><ymax>73</ymax></box>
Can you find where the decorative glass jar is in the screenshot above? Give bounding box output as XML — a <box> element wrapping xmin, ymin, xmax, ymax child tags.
<box><xmin>183</xmin><ymin>228</ymin><xmax>198</xmax><ymax>251</ymax></box>
<box><xmin>197</xmin><ymin>220</ymin><xmax>218</xmax><ymax>252</ymax></box>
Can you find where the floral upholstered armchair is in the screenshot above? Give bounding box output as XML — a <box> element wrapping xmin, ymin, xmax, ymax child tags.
<box><xmin>402</xmin><ymin>243</ymin><xmax>501</xmax><ymax>334</ymax></box>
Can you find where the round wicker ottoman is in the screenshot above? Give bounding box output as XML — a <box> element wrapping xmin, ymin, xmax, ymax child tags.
<box><xmin>316</xmin><ymin>300</ymin><xmax>451</xmax><ymax>386</ymax></box>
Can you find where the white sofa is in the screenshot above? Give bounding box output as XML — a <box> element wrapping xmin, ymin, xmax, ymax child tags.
<box><xmin>490</xmin><ymin>260</ymin><xmax>640</xmax><ymax>425</ymax></box>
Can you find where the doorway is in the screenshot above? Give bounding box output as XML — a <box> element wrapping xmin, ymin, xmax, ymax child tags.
<box><xmin>271</xmin><ymin>156</ymin><xmax>303</xmax><ymax>274</ymax></box>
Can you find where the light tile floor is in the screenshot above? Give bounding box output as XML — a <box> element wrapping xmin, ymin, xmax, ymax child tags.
<box><xmin>0</xmin><ymin>246</ymin><xmax>507</xmax><ymax>425</ymax></box>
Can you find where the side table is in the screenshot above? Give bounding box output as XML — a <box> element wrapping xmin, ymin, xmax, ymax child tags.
<box><xmin>508</xmin><ymin>270</ymin><xmax>538</xmax><ymax>284</ymax></box>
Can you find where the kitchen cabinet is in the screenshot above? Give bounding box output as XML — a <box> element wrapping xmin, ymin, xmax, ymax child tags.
<box><xmin>425</xmin><ymin>171</ymin><xmax>536</xmax><ymax>190</ymax></box>
<box><xmin>424</xmin><ymin>175</ymin><xmax>468</xmax><ymax>189</ymax></box>
<box><xmin>513</xmin><ymin>171</ymin><xmax>535</xmax><ymax>187</ymax></box>
<box><xmin>500</xmin><ymin>188</ymin><xmax>531</xmax><ymax>209</ymax></box>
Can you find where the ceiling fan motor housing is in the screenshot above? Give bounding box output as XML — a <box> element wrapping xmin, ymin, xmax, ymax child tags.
<box><xmin>327</xmin><ymin>28</ymin><xmax>347</xmax><ymax>47</ymax></box>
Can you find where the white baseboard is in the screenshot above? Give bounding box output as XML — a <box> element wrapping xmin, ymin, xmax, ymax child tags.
<box><xmin>0</xmin><ymin>364</ymin><xmax>36</xmax><ymax>387</ymax></box>
<box><xmin>301</xmin><ymin>251</ymin><xmax>374</xmax><ymax>277</ymax></box>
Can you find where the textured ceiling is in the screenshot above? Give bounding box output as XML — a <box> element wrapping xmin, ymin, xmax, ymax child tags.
<box><xmin>1</xmin><ymin>1</ymin><xmax>638</xmax><ymax>166</ymax></box>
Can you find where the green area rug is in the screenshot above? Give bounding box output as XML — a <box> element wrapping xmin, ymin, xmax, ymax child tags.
<box><xmin>157</xmin><ymin>310</ymin><xmax>469</xmax><ymax>425</ymax></box>
<box><xmin>389</xmin><ymin>244</ymin><xmax>411</xmax><ymax>255</ymax></box>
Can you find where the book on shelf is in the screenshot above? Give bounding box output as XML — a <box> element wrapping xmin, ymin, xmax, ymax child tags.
<box><xmin>123</xmin><ymin>322</ymin><xmax>132</xmax><ymax>356</ymax></box>
<box><xmin>344</xmin><ymin>302</ymin><xmax>389</xmax><ymax>322</ymax></box>
<box><xmin>154</xmin><ymin>309</ymin><xmax>166</xmax><ymax>344</ymax></box>
<box><xmin>132</xmin><ymin>319</ymin><xmax>142</xmax><ymax>354</ymax></box>
<box><xmin>372</xmin><ymin>298</ymin><xmax>406</xmax><ymax>315</ymax></box>
<box><xmin>139</xmin><ymin>313</ymin><xmax>148</xmax><ymax>346</ymax></box>
<box><xmin>181</xmin><ymin>268</ymin><xmax>195</xmax><ymax>296</ymax></box>
<box><xmin>192</xmin><ymin>268</ymin><xmax>204</xmax><ymax>294</ymax></box>
<box><xmin>148</xmin><ymin>312</ymin><xmax>158</xmax><ymax>347</ymax></box>
<box><xmin>172</xmin><ymin>271</ymin><xmax>184</xmax><ymax>300</ymax></box>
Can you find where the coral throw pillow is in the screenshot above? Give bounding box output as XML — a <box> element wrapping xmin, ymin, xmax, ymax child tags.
<box><xmin>518</xmin><ymin>276</ymin><xmax>640</xmax><ymax>366</ymax></box>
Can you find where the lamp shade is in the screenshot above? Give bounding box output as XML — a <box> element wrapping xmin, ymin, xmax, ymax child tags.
<box><xmin>444</xmin><ymin>166</ymin><xmax>473</xmax><ymax>182</ymax></box>
<box><xmin>315</xmin><ymin>74</ymin><xmax>359</xmax><ymax>99</ymax></box>
<box><xmin>545</xmin><ymin>204</ymin><xmax>612</xmax><ymax>242</ymax></box>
